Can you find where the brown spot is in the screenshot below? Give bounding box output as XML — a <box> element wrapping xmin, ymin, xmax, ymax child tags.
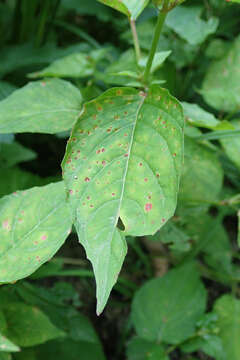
<box><xmin>84</xmin><ymin>177</ymin><xmax>90</xmax><ymax>182</ymax></box>
<box><xmin>145</xmin><ymin>203</ymin><xmax>152</xmax><ymax>212</ymax></box>
<box><xmin>124</xmin><ymin>153</ymin><xmax>128</xmax><ymax>157</ymax></box>
<box><xmin>102</xmin><ymin>148</ymin><xmax>105</xmax><ymax>152</ymax></box>
<box><xmin>139</xmin><ymin>163</ymin><xmax>143</xmax><ymax>166</ymax></box>
<box><xmin>112</xmin><ymin>193</ymin><xmax>116</xmax><ymax>196</ymax></box>
<box><xmin>102</xmin><ymin>160</ymin><xmax>106</xmax><ymax>166</ymax></box>
<box><xmin>144</xmin><ymin>178</ymin><xmax>148</xmax><ymax>182</ymax></box>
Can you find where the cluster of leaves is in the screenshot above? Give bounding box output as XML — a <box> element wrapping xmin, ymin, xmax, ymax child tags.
<box><xmin>0</xmin><ymin>0</ymin><xmax>240</xmax><ymax>359</ymax></box>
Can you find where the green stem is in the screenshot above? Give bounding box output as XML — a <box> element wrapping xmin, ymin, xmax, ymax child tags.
<box><xmin>143</xmin><ymin>0</ymin><xmax>169</xmax><ymax>85</ymax></box>
<box><xmin>130</xmin><ymin>19</ymin><xmax>141</xmax><ymax>63</ymax></box>
<box><xmin>35</xmin><ymin>0</ymin><xmax>51</xmax><ymax>47</ymax></box>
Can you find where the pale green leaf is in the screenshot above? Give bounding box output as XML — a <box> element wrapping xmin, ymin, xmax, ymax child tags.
<box><xmin>0</xmin><ymin>79</ymin><xmax>82</xmax><ymax>134</ymax></box>
<box><xmin>0</xmin><ymin>333</ymin><xmax>19</xmax><ymax>353</ymax></box>
<box><xmin>228</xmin><ymin>0</ymin><xmax>240</xmax><ymax>2</ymax></box>
<box><xmin>127</xmin><ymin>337</ymin><xmax>169</xmax><ymax>360</ymax></box>
<box><xmin>220</xmin><ymin>119</ymin><xmax>240</xmax><ymax>169</ymax></box>
<box><xmin>29</xmin><ymin>49</ymin><xmax>107</xmax><ymax>79</ymax></box>
<box><xmin>0</xmin><ymin>142</ymin><xmax>36</xmax><ymax>168</ymax></box>
<box><xmin>179</xmin><ymin>137</ymin><xmax>223</xmax><ymax>205</ymax></box>
<box><xmin>214</xmin><ymin>295</ymin><xmax>240</xmax><ymax>360</ymax></box>
<box><xmin>131</xmin><ymin>262</ymin><xmax>207</xmax><ymax>344</ymax></box>
<box><xmin>97</xmin><ymin>0</ymin><xmax>149</xmax><ymax>19</ymax></box>
<box><xmin>202</xmin><ymin>36</ymin><xmax>240</xmax><ymax>112</ymax></box>
<box><xmin>0</xmin><ymin>182</ymin><xmax>72</xmax><ymax>283</ymax></box>
<box><xmin>62</xmin><ymin>86</ymin><xmax>184</xmax><ymax>313</ymax></box>
<box><xmin>153</xmin><ymin>0</ymin><xmax>186</xmax><ymax>7</ymax></box>
<box><xmin>166</xmin><ymin>6</ymin><xmax>219</xmax><ymax>45</ymax></box>
<box><xmin>139</xmin><ymin>51</ymin><xmax>171</xmax><ymax>74</ymax></box>
<box><xmin>2</xmin><ymin>303</ymin><xmax>64</xmax><ymax>347</ymax></box>
<box><xmin>182</xmin><ymin>102</ymin><xmax>219</xmax><ymax>129</ymax></box>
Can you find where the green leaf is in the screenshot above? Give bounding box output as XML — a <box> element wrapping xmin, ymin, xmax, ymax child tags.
<box><xmin>238</xmin><ymin>210</ymin><xmax>240</xmax><ymax>247</ymax></box>
<box><xmin>166</xmin><ymin>6</ymin><xmax>219</xmax><ymax>45</ymax></box>
<box><xmin>139</xmin><ymin>51</ymin><xmax>171</xmax><ymax>74</ymax></box>
<box><xmin>0</xmin><ymin>81</ymin><xmax>17</xmax><ymax>101</ymax></box>
<box><xmin>0</xmin><ymin>182</ymin><xmax>72</xmax><ymax>283</ymax></box>
<box><xmin>178</xmin><ymin>137</ymin><xmax>223</xmax><ymax>205</ymax></box>
<box><xmin>0</xmin><ymin>353</ymin><xmax>11</xmax><ymax>360</ymax></box>
<box><xmin>2</xmin><ymin>303</ymin><xmax>64</xmax><ymax>347</ymax></box>
<box><xmin>228</xmin><ymin>0</ymin><xmax>240</xmax><ymax>3</ymax></box>
<box><xmin>213</xmin><ymin>295</ymin><xmax>240</xmax><ymax>360</ymax></box>
<box><xmin>29</xmin><ymin>49</ymin><xmax>107</xmax><ymax>79</ymax></box>
<box><xmin>196</xmin><ymin>129</ymin><xmax>240</xmax><ymax>141</ymax></box>
<box><xmin>0</xmin><ymin>333</ymin><xmax>19</xmax><ymax>353</ymax></box>
<box><xmin>131</xmin><ymin>262</ymin><xmax>207</xmax><ymax>344</ymax></box>
<box><xmin>0</xmin><ymin>142</ymin><xmax>36</xmax><ymax>168</ymax></box>
<box><xmin>127</xmin><ymin>337</ymin><xmax>169</xmax><ymax>360</ymax></box>
<box><xmin>62</xmin><ymin>86</ymin><xmax>184</xmax><ymax>313</ymax></box>
<box><xmin>153</xmin><ymin>0</ymin><xmax>186</xmax><ymax>7</ymax></box>
<box><xmin>97</xmin><ymin>0</ymin><xmax>149</xmax><ymax>19</ymax></box>
<box><xmin>220</xmin><ymin>119</ymin><xmax>240</xmax><ymax>169</ymax></box>
<box><xmin>182</xmin><ymin>102</ymin><xmax>219</xmax><ymax>129</ymax></box>
<box><xmin>0</xmin><ymin>79</ymin><xmax>82</xmax><ymax>134</ymax></box>
<box><xmin>202</xmin><ymin>36</ymin><xmax>240</xmax><ymax>112</ymax></box>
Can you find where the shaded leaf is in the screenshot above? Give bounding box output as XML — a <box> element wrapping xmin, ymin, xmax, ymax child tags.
<box><xmin>97</xmin><ymin>0</ymin><xmax>149</xmax><ymax>19</ymax></box>
<box><xmin>0</xmin><ymin>79</ymin><xmax>82</xmax><ymax>134</ymax></box>
<box><xmin>127</xmin><ymin>337</ymin><xmax>169</xmax><ymax>360</ymax></box>
<box><xmin>220</xmin><ymin>119</ymin><xmax>240</xmax><ymax>169</ymax></box>
<box><xmin>202</xmin><ymin>36</ymin><xmax>240</xmax><ymax>112</ymax></box>
<box><xmin>182</xmin><ymin>102</ymin><xmax>219</xmax><ymax>129</ymax></box>
<box><xmin>2</xmin><ymin>303</ymin><xmax>64</xmax><ymax>347</ymax></box>
<box><xmin>0</xmin><ymin>142</ymin><xmax>36</xmax><ymax>168</ymax></box>
<box><xmin>62</xmin><ymin>86</ymin><xmax>184</xmax><ymax>313</ymax></box>
<box><xmin>131</xmin><ymin>262</ymin><xmax>207</xmax><ymax>344</ymax></box>
<box><xmin>178</xmin><ymin>137</ymin><xmax>223</xmax><ymax>205</ymax></box>
<box><xmin>0</xmin><ymin>81</ymin><xmax>17</xmax><ymax>101</ymax></box>
<box><xmin>0</xmin><ymin>182</ymin><xmax>72</xmax><ymax>283</ymax></box>
<box><xmin>166</xmin><ymin>6</ymin><xmax>219</xmax><ymax>45</ymax></box>
<box><xmin>213</xmin><ymin>295</ymin><xmax>240</xmax><ymax>360</ymax></box>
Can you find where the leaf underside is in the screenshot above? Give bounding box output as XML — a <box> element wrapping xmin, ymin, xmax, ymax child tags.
<box><xmin>62</xmin><ymin>85</ymin><xmax>184</xmax><ymax>314</ymax></box>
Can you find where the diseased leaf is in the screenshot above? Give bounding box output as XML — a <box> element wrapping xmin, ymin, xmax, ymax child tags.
<box><xmin>0</xmin><ymin>182</ymin><xmax>72</xmax><ymax>283</ymax></box>
<box><xmin>166</xmin><ymin>6</ymin><xmax>219</xmax><ymax>45</ymax></box>
<box><xmin>213</xmin><ymin>295</ymin><xmax>240</xmax><ymax>360</ymax></box>
<box><xmin>0</xmin><ymin>79</ymin><xmax>82</xmax><ymax>134</ymax></box>
<box><xmin>2</xmin><ymin>303</ymin><xmax>64</xmax><ymax>347</ymax></box>
<box><xmin>127</xmin><ymin>337</ymin><xmax>169</xmax><ymax>360</ymax></box>
<box><xmin>62</xmin><ymin>86</ymin><xmax>184</xmax><ymax>313</ymax></box>
<box><xmin>131</xmin><ymin>262</ymin><xmax>207</xmax><ymax>344</ymax></box>
<box><xmin>220</xmin><ymin>119</ymin><xmax>240</xmax><ymax>169</ymax></box>
<box><xmin>178</xmin><ymin>137</ymin><xmax>223</xmax><ymax>205</ymax></box>
<box><xmin>202</xmin><ymin>36</ymin><xmax>240</xmax><ymax>112</ymax></box>
<box><xmin>182</xmin><ymin>102</ymin><xmax>219</xmax><ymax>129</ymax></box>
<box><xmin>97</xmin><ymin>0</ymin><xmax>149</xmax><ymax>19</ymax></box>
<box><xmin>0</xmin><ymin>333</ymin><xmax>19</xmax><ymax>352</ymax></box>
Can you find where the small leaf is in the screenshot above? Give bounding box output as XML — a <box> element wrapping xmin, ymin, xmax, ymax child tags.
<box><xmin>127</xmin><ymin>337</ymin><xmax>169</xmax><ymax>360</ymax></box>
<box><xmin>201</xmin><ymin>35</ymin><xmax>240</xmax><ymax>112</ymax></box>
<box><xmin>2</xmin><ymin>303</ymin><xmax>64</xmax><ymax>347</ymax></box>
<box><xmin>213</xmin><ymin>295</ymin><xmax>240</xmax><ymax>360</ymax></box>
<box><xmin>220</xmin><ymin>119</ymin><xmax>240</xmax><ymax>169</ymax></box>
<box><xmin>131</xmin><ymin>262</ymin><xmax>207</xmax><ymax>344</ymax></box>
<box><xmin>62</xmin><ymin>86</ymin><xmax>184</xmax><ymax>313</ymax></box>
<box><xmin>178</xmin><ymin>137</ymin><xmax>223</xmax><ymax>205</ymax></box>
<box><xmin>182</xmin><ymin>102</ymin><xmax>219</xmax><ymax>129</ymax></box>
<box><xmin>0</xmin><ymin>142</ymin><xmax>36</xmax><ymax>168</ymax></box>
<box><xmin>166</xmin><ymin>6</ymin><xmax>219</xmax><ymax>45</ymax></box>
<box><xmin>0</xmin><ymin>333</ymin><xmax>19</xmax><ymax>352</ymax></box>
<box><xmin>97</xmin><ymin>0</ymin><xmax>149</xmax><ymax>20</ymax></box>
<box><xmin>0</xmin><ymin>182</ymin><xmax>72</xmax><ymax>283</ymax></box>
<box><xmin>138</xmin><ymin>51</ymin><xmax>171</xmax><ymax>74</ymax></box>
<box><xmin>0</xmin><ymin>79</ymin><xmax>82</xmax><ymax>134</ymax></box>
<box><xmin>29</xmin><ymin>49</ymin><xmax>107</xmax><ymax>79</ymax></box>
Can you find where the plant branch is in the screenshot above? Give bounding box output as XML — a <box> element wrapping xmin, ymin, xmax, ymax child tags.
<box><xmin>143</xmin><ymin>0</ymin><xmax>170</xmax><ymax>85</ymax></box>
<box><xmin>130</xmin><ymin>19</ymin><xmax>141</xmax><ymax>63</ymax></box>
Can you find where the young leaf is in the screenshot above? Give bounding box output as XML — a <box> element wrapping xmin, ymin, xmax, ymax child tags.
<box><xmin>29</xmin><ymin>49</ymin><xmax>107</xmax><ymax>79</ymax></box>
<box><xmin>62</xmin><ymin>86</ymin><xmax>184</xmax><ymax>313</ymax></box>
<box><xmin>2</xmin><ymin>303</ymin><xmax>64</xmax><ymax>347</ymax></box>
<box><xmin>0</xmin><ymin>182</ymin><xmax>72</xmax><ymax>283</ymax></box>
<box><xmin>166</xmin><ymin>6</ymin><xmax>219</xmax><ymax>45</ymax></box>
<box><xmin>201</xmin><ymin>35</ymin><xmax>240</xmax><ymax>112</ymax></box>
<box><xmin>0</xmin><ymin>79</ymin><xmax>82</xmax><ymax>134</ymax></box>
<box><xmin>97</xmin><ymin>0</ymin><xmax>149</xmax><ymax>20</ymax></box>
<box><xmin>0</xmin><ymin>333</ymin><xmax>20</xmax><ymax>353</ymax></box>
<box><xmin>213</xmin><ymin>295</ymin><xmax>240</xmax><ymax>360</ymax></box>
<box><xmin>220</xmin><ymin>119</ymin><xmax>240</xmax><ymax>169</ymax></box>
<box><xmin>182</xmin><ymin>102</ymin><xmax>219</xmax><ymax>129</ymax></box>
<box><xmin>131</xmin><ymin>262</ymin><xmax>207</xmax><ymax>344</ymax></box>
